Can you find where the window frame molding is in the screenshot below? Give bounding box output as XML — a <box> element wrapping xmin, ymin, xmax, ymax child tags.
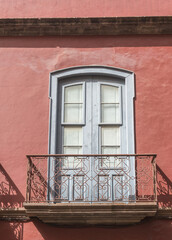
<box><xmin>49</xmin><ymin>65</ymin><xmax>135</xmax><ymax>155</ymax></box>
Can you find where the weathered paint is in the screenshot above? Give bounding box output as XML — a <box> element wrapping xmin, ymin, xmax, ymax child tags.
<box><xmin>1</xmin><ymin>17</ymin><xmax>172</xmax><ymax>37</ymax></box>
<box><xmin>0</xmin><ymin>0</ymin><xmax>172</xmax><ymax>18</ymax></box>
<box><xmin>0</xmin><ymin>31</ymin><xmax>172</xmax><ymax>240</ymax></box>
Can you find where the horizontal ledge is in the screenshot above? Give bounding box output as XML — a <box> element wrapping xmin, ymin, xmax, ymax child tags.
<box><xmin>24</xmin><ymin>202</ymin><xmax>157</xmax><ymax>207</ymax></box>
<box><xmin>0</xmin><ymin>205</ymin><xmax>171</xmax><ymax>224</ymax></box>
<box><xmin>0</xmin><ymin>208</ymin><xmax>29</xmax><ymax>221</ymax></box>
<box><xmin>0</xmin><ymin>16</ymin><xmax>172</xmax><ymax>36</ymax></box>
<box><xmin>156</xmin><ymin>208</ymin><xmax>172</xmax><ymax>219</ymax></box>
<box><xmin>26</xmin><ymin>153</ymin><xmax>157</xmax><ymax>157</ymax></box>
<box><xmin>24</xmin><ymin>202</ymin><xmax>157</xmax><ymax>225</ymax></box>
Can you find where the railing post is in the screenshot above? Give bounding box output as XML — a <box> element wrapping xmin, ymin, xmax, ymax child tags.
<box><xmin>135</xmin><ymin>155</ymin><xmax>138</xmax><ymax>201</ymax></box>
<box><xmin>26</xmin><ymin>156</ymin><xmax>32</xmax><ymax>202</ymax></box>
<box><xmin>152</xmin><ymin>156</ymin><xmax>157</xmax><ymax>202</ymax></box>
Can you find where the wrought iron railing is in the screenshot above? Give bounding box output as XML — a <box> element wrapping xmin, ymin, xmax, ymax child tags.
<box><xmin>26</xmin><ymin>154</ymin><xmax>157</xmax><ymax>203</ymax></box>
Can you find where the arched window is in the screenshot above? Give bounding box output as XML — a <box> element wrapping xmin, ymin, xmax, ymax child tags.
<box><xmin>49</xmin><ymin>66</ymin><xmax>135</xmax><ymax>201</ymax></box>
<box><xmin>49</xmin><ymin>66</ymin><xmax>135</xmax><ymax>155</ymax></box>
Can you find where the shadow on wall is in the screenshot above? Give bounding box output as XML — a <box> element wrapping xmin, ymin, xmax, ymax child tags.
<box><xmin>0</xmin><ymin>163</ymin><xmax>171</xmax><ymax>240</ymax></box>
<box><xmin>0</xmin><ymin>221</ymin><xmax>23</xmax><ymax>240</ymax></box>
<box><xmin>0</xmin><ymin>164</ymin><xmax>25</xmax><ymax>208</ymax></box>
<box><xmin>156</xmin><ymin>165</ymin><xmax>172</xmax><ymax>208</ymax></box>
<box><xmin>33</xmin><ymin>218</ymin><xmax>172</xmax><ymax>240</ymax></box>
<box><xmin>0</xmin><ymin>162</ymin><xmax>172</xmax><ymax>208</ymax></box>
<box><xmin>10</xmin><ymin>222</ymin><xmax>23</xmax><ymax>240</ymax></box>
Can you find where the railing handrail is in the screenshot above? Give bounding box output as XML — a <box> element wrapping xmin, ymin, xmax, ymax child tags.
<box><xmin>27</xmin><ymin>154</ymin><xmax>157</xmax><ymax>157</ymax></box>
<box><xmin>26</xmin><ymin>154</ymin><xmax>157</xmax><ymax>164</ymax></box>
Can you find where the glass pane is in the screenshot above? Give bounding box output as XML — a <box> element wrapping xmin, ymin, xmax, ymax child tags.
<box><xmin>101</xmin><ymin>85</ymin><xmax>119</xmax><ymax>103</ymax></box>
<box><xmin>64</xmin><ymin>127</ymin><xmax>82</xmax><ymax>146</ymax></box>
<box><xmin>63</xmin><ymin>147</ymin><xmax>82</xmax><ymax>154</ymax></box>
<box><xmin>101</xmin><ymin>127</ymin><xmax>120</xmax><ymax>146</ymax></box>
<box><xmin>101</xmin><ymin>85</ymin><xmax>120</xmax><ymax>123</ymax></box>
<box><xmin>101</xmin><ymin>103</ymin><xmax>120</xmax><ymax>123</ymax></box>
<box><xmin>101</xmin><ymin>146</ymin><xmax>120</xmax><ymax>154</ymax></box>
<box><xmin>63</xmin><ymin>147</ymin><xmax>82</xmax><ymax>168</ymax></box>
<box><xmin>65</xmin><ymin>84</ymin><xmax>82</xmax><ymax>103</ymax></box>
<box><xmin>64</xmin><ymin>103</ymin><xmax>82</xmax><ymax>123</ymax></box>
<box><xmin>101</xmin><ymin>147</ymin><xmax>121</xmax><ymax>168</ymax></box>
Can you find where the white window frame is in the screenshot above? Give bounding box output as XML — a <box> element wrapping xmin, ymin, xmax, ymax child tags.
<box><xmin>49</xmin><ymin>66</ymin><xmax>135</xmax><ymax>155</ymax></box>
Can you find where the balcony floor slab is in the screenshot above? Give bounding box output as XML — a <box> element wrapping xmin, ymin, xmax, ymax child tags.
<box><xmin>23</xmin><ymin>202</ymin><xmax>158</xmax><ymax>225</ymax></box>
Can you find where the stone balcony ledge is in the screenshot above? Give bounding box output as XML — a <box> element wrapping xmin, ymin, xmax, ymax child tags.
<box><xmin>23</xmin><ymin>202</ymin><xmax>158</xmax><ymax>225</ymax></box>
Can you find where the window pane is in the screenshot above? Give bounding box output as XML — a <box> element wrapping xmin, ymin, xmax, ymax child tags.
<box><xmin>63</xmin><ymin>127</ymin><xmax>82</xmax><ymax>168</ymax></box>
<box><xmin>101</xmin><ymin>85</ymin><xmax>120</xmax><ymax>123</ymax></box>
<box><xmin>63</xmin><ymin>147</ymin><xmax>82</xmax><ymax>154</ymax></box>
<box><xmin>64</xmin><ymin>127</ymin><xmax>82</xmax><ymax>146</ymax></box>
<box><xmin>64</xmin><ymin>84</ymin><xmax>83</xmax><ymax>123</ymax></box>
<box><xmin>101</xmin><ymin>127</ymin><xmax>120</xmax><ymax>146</ymax></box>
<box><xmin>64</xmin><ymin>103</ymin><xmax>82</xmax><ymax>123</ymax></box>
<box><xmin>101</xmin><ymin>147</ymin><xmax>121</xmax><ymax>168</ymax></box>
<box><xmin>63</xmin><ymin>148</ymin><xmax>82</xmax><ymax>168</ymax></box>
<box><xmin>101</xmin><ymin>146</ymin><xmax>120</xmax><ymax>154</ymax></box>
<box><xmin>65</xmin><ymin>84</ymin><xmax>82</xmax><ymax>103</ymax></box>
<box><xmin>101</xmin><ymin>85</ymin><xmax>119</xmax><ymax>103</ymax></box>
<box><xmin>101</xmin><ymin>103</ymin><xmax>120</xmax><ymax>123</ymax></box>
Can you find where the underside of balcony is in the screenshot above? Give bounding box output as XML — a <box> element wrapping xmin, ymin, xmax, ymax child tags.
<box><xmin>24</xmin><ymin>202</ymin><xmax>157</xmax><ymax>225</ymax></box>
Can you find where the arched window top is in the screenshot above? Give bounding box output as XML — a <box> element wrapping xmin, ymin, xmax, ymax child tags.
<box><xmin>49</xmin><ymin>65</ymin><xmax>135</xmax><ymax>156</ymax></box>
<box><xmin>50</xmin><ymin>65</ymin><xmax>133</xmax><ymax>76</ymax></box>
<box><xmin>50</xmin><ymin>66</ymin><xmax>134</xmax><ymax>98</ymax></box>
<box><xmin>50</xmin><ymin>65</ymin><xmax>133</xmax><ymax>87</ymax></box>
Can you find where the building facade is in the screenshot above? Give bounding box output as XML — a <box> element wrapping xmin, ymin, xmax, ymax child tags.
<box><xmin>0</xmin><ymin>1</ymin><xmax>172</xmax><ymax>239</ymax></box>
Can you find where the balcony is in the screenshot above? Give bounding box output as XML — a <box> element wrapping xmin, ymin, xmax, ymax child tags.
<box><xmin>24</xmin><ymin>154</ymin><xmax>157</xmax><ymax>225</ymax></box>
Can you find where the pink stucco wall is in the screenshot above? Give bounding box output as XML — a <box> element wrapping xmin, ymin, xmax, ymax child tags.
<box><xmin>0</xmin><ymin>219</ymin><xmax>172</xmax><ymax>240</ymax></box>
<box><xmin>0</xmin><ymin>2</ymin><xmax>172</xmax><ymax>240</ymax></box>
<box><xmin>0</xmin><ymin>35</ymin><xmax>172</xmax><ymax>206</ymax></box>
<box><xmin>0</xmin><ymin>0</ymin><xmax>172</xmax><ymax>18</ymax></box>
